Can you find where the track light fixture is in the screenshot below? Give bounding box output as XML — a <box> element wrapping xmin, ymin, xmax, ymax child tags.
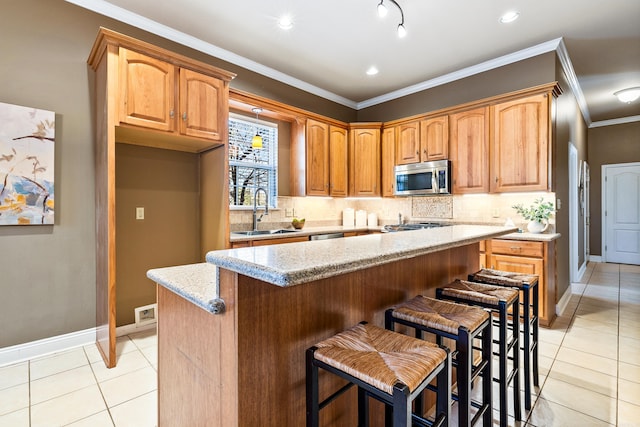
<box><xmin>377</xmin><ymin>0</ymin><xmax>407</xmax><ymax>38</ymax></box>
<box><xmin>251</xmin><ymin>107</ymin><xmax>263</xmax><ymax>149</ymax></box>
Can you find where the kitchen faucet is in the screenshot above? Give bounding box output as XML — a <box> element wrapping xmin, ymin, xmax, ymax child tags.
<box><xmin>252</xmin><ymin>187</ymin><xmax>269</xmax><ymax>231</ymax></box>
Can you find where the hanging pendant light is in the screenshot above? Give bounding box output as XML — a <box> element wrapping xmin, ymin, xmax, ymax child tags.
<box><xmin>251</xmin><ymin>107</ymin><xmax>263</xmax><ymax>149</ymax></box>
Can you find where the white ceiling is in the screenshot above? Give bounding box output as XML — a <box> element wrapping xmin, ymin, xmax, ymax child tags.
<box><xmin>71</xmin><ymin>0</ymin><xmax>640</xmax><ymax>126</ymax></box>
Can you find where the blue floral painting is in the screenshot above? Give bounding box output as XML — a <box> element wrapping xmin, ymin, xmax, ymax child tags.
<box><xmin>0</xmin><ymin>102</ymin><xmax>55</xmax><ymax>225</ymax></box>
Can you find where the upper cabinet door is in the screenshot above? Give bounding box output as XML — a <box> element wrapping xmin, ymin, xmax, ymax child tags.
<box><xmin>350</xmin><ymin>126</ymin><xmax>381</xmax><ymax>196</ymax></box>
<box><xmin>491</xmin><ymin>93</ymin><xmax>550</xmax><ymax>193</ymax></box>
<box><xmin>179</xmin><ymin>68</ymin><xmax>225</xmax><ymax>141</ymax></box>
<box><xmin>119</xmin><ymin>48</ymin><xmax>175</xmax><ymax>132</ymax></box>
<box><xmin>395</xmin><ymin>121</ymin><xmax>420</xmax><ymax>165</ymax></box>
<box><xmin>381</xmin><ymin>126</ymin><xmax>396</xmax><ymax>197</ymax></box>
<box><xmin>449</xmin><ymin>107</ymin><xmax>490</xmax><ymax>194</ymax></box>
<box><xmin>420</xmin><ymin>116</ymin><xmax>448</xmax><ymax>162</ymax></box>
<box><xmin>306</xmin><ymin>119</ymin><xmax>330</xmax><ymax>196</ymax></box>
<box><xmin>329</xmin><ymin>125</ymin><xmax>348</xmax><ymax>197</ymax></box>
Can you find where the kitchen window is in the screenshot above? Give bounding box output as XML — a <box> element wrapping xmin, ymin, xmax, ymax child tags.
<box><xmin>228</xmin><ymin>113</ymin><xmax>278</xmax><ymax>209</ymax></box>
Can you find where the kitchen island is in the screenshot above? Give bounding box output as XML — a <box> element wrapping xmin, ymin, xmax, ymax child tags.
<box><xmin>148</xmin><ymin>224</ymin><xmax>517</xmax><ymax>427</ymax></box>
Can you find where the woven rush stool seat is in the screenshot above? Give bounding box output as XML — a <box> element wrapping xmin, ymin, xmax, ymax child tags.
<box><xmin>386</xmin><ymin>296</ymin><xmax>493</xmax><ymax>427</ymax></box>
<box><xmin>469</xmin><ymin>268</ymin><xmax>540</xmax><ymax>411</ymax></box>
<box><xmin>436</xmin><ymin>280</ymin><xmax>521</xmax><ymax>427</ymax></box>
<box><xmin>306</xmin><ymin>322</ymin><xmax>451</xmax><ymax>427</ymax></box>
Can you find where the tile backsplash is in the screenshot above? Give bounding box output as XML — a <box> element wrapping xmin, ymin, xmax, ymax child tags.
<box><xmin>230</xmin><ymin>192</ymin><xmax>556</xmax><ymax>231</ymax></box>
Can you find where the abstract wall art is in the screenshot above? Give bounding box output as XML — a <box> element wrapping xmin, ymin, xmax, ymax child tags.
<box><xmin>0</xmin><ymin>101</ymin><xmax>55</xmax><ymax>225</ymax></box>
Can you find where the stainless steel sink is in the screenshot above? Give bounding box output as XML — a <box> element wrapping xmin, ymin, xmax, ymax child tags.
<box><xmin>232</xmin><ymin>229</ymin><xmax>299</xmax><ymax>236</ymax></box>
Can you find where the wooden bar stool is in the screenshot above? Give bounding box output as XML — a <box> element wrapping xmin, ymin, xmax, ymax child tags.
<box><xmin>469</xmin><ymin>268</ymin><xmax>539</xmax><ymax>410</ymax></box>
<box><xmin>306</xmin><ymin>322</ymin><xmax>451</xmax><ymax>427</ymax></box>
<box><xmin>436</xmin><ymin>280</ymin><xmax>520</xmax><ymax>427</ymax></box>
<box><xmin>385</xmin><ymin>296</ymin><xmax>493</xmax><ymax>427</ymax></box>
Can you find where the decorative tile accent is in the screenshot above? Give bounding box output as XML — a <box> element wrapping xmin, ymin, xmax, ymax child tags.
<box><xmin>411</xmin><ymin>196</ymin><xmax>453</xmax><ymax>219</ymax></box>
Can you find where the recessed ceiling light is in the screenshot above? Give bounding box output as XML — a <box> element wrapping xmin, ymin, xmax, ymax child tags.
<box><xmin>366</xmin><ymin>66</ymin><xmax>379</xmax><ymax>76</ymax></box>
<box><xmin>614</xmin><ymin>87</ymin><xmax>640</xmax><ymax>103</ymax></box>
<box><xmin>278</xmin><ymin>15</ymin><xmax>293</xmax><ymax>30</ymax></box>
<box><xmin>499</xmin><ymin>11</ymin><xmax>520</xmax><ymax>23</ymax></box>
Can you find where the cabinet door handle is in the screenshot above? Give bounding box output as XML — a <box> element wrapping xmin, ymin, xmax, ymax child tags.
<box><xmin>182</xmin><ymin>112</ymin><xmax>187</xmax><ymax>121</ymax></box>
<box><xmin>416</xmin><ymin>151</ymin><xmax>419</xmax><ymax>155</ymax></box>
<box><xmin>510</xmin><ymin>246</ymin><xmax>522</xmax><ymax>252</ymax></box>
<box><xmin>169</xmin><ymin>110</ymin><xmax>175</xmax><ymax>119</ymax></box>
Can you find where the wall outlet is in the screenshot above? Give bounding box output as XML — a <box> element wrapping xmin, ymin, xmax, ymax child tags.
<box><xmin>134</xmin><ymin>303</ymin><xmax>157</xmax><ymax>327</ymax></box>
<box><xmin>492</xmin><ymin>208</ymin><xmax>500</xmax><ymax>218</ymax></box>
<box><xmin>285</xmin><ymin>208</ymin><xmax>293</xmax><ymax>217</ymax></box>
<box><xmin>136</xmin><ymin>207</ymin><xmax>144</xmax><ymax>220</ymax></box>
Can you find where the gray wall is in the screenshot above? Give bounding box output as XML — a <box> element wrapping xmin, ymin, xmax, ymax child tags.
<box><xmin>0</xmin><ymin>0</ymin><xmax>352</xmax><ymax>348</ymax></box>
<box><xmin>0</xmin><ymin>0</ymin><xmax>586</xmax><ymax>348</ymax></box>
<box><xmin>588</xmin><ymin>122</ymin><xmax>640</xmax><ymax>256</ymax></box>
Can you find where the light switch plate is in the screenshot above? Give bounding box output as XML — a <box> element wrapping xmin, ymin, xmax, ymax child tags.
<box><xmin>136</xmin><ymin>207</ymin><xmax>145</xmax><ymax>220</ymax></box>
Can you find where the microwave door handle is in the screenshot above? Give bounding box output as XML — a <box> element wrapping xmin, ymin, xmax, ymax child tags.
<box><xmin>432</xmin><ymin>172</ymin><xmax>439</xmax><ymax>193</ymax></box>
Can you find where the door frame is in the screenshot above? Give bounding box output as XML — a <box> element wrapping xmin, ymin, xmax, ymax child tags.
<box><xmin>569</xmin><ymin>144</ymin><xmax>580</xmax><ymax>282</ymax></box>
<box><xmin>602</xmin><ymin>162</ymin><xmax>640</xmax><ymax>263</ymax></box>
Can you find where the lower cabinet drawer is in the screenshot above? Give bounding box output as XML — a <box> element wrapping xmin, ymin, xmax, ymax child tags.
<box><xmin>491</xmin><ymin>239</ymin><xmax>544</xmax><ymax>258</ymax></box>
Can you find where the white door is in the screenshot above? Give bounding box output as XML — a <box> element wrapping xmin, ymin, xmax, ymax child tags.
<box><xmin>603</xmin><ymin>163</ymin><xmax>640</xmax><ymax>265</ymax></box>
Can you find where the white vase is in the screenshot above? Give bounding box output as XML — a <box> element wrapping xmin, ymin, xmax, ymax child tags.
<box><xmin>527</xmin><ymin>220</ymin><xmax>548</xmax><ymax>234</ymax></box>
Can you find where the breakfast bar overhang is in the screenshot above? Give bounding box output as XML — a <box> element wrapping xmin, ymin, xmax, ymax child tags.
<box><xmin>148</xmin><ymin>225</ymin><xmax>518</xmax><ymax>426</ymax></box>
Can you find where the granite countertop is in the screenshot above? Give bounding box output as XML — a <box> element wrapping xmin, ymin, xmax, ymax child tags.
<box><xmin>499</xmin><ymin>231</ymin><xmax>561</xmax><ymax>242</ymax></box>
<box><xmin>210</xmin><ymin>224</ymin><xmax>517</xmax><ymax>288</ymax></box>
<box><xmin>147</xmin><ymin>263</ymin><xmax>219</xmax><ymax>314</ymax></box>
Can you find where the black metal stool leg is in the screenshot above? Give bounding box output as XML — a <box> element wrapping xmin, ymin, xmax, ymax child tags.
<box><xmin>306</xmin><ymin>347</ymin><xmax>319</xmax><ymax>427</ymax></box>
<box><xmin>532</xmin><ymin>283</ymin><xmax>540</xmax><ymax>387</ymax></box>
<box><xmin>481</xmin><ymin>322</ymin><xmax>493</xmax><ymax>427</ymax></box>
<box><xmin>522</xmin><ymin>286</ymin><xmax>532</xmax><ymax>410</ymax></box>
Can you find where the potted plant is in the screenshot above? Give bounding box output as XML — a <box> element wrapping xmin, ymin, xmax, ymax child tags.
<box><xmin>512</xmin><ymin>197</ymin><xmax>554</xmax><ymax>233</ymax></box>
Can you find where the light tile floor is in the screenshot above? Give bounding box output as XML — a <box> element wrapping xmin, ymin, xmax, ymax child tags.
<box><xmin>0</xmin><ymin>329</ymin><xmax>158</xmax><ymax>427</ymax></box>
<box><xmin>0</xmin><ymin>262</ymin><xmax>639</xmax><ymax>426</ymax></box>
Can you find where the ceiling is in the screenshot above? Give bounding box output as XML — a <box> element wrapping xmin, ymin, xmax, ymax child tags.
<box><xmin>71</xmin><ymin>0</ymin><xmax>640</xmax><ymax>126</ymax></box>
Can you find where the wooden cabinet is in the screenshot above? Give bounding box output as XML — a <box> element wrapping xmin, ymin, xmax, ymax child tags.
<box><xmin>395</xmin><ymin>117</ymin><xmax>448</xmax><ymax>165</ymax></box>
<box><xmin>381</xmin><ymin>126</ymin><xmax>396</xmax><ymax>197</ymax></box>
<box><xmin>179</xmin><ymin>68</ymin><xmax>225</xmax><ymax>141</ymax></box>
<box><xmin>119</xmin><ymin>48</ymin><xmax>227</xmax><ymax>146</ymax></box>
<box><xmin>349</xmin><ymin>123</ymin><xmax>381</xmax><ymax>196</ymax></box>
<box><xmin>395</xmin><ymin>121</ymin><xmax>420</xmax><ymax>165</ymax></box>
<box><xmin>119</xmin><ymin>48</ymin><xmax>175</xmax><ymax>132</ymax></box>
<box><xmin>88</xmin><ymin>28</ymin><xmax>235</xmax><ymax>368</ymax></box>
<box><xmin>305</xmin><ymin>119</ymin><xmax>348</xmax><ymax>197</ymax></box>
<box><xmin>420</xmin><ymin>116</ymin><xmax>448</xmax><ymax>161</ymax></box>
<box><xmin>491</xmin><ymin>93</ymin><xmax>550</xmax><ymax>192</ymax></box>
<box><xmin>482</xmin><ymin>238</ymin><xmax>557</xmax><ymax>326</ymax></box>
<box><xmin>329</xmin><ymin>125</ymin><xmax>348</xmax><ymax>197</ymax></box>
<box><xmin>449</xmin><ymin>107</ymin><xmax>490</xmax><ymax>194</ymax></box>
<box><xmin>306</xmin><ymin>119</ymin><xmax>329</xmax><ymax>196</ymax></box>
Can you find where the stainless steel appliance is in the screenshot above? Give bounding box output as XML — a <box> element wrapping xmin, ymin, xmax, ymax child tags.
<box><xmin>394</xmin><ymin>160</ymin><xmax>451</xmax><ymax>196</ymax></box>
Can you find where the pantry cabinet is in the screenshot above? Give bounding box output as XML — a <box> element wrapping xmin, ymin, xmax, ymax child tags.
<box><xmin>119</xmin><ymin>48</ymin><xmax>227</xmax><ymax>148</ymax></box>
<box><xmin>449</xmin><ymin>107</ymin><xmax>490</xmax><ymax>194</ymax></box>
<box><xmin>349</xmin><ymin>123</ymin><xmax>382</xmax><ymax>196</ymax></box>
<box><xmin>88</xmin><ymin>28</ymin><xmax>235</xmax><ymax>368</ymax></box>
<box><xmin>491</xmin><ymin>93</ymin><xmax>550</xmax><ymax>192</ymax></box>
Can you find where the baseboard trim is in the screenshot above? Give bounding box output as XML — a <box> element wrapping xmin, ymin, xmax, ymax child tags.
<box><xmin>0</xmin><ymin>327</ymin><xmax>96</xmax><ymax>368</ymax></box>
<box><xmin>556</xmin><ymin>285</ymin><xmax>573</xmax><ymax>317</ymax></box>
<box><xmin>589</xmin><ymin>255</ymin><xmax>603</xmax><ymax>263</ymax></box>
<box><xmin>116</xmin><ymin>322</ymin><xmax>157</xmax><ymax>337</ymax></box>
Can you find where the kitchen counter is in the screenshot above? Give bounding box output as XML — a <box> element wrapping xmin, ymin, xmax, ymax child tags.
<box><xmin>499</xmin><ymin>231</ymin><xmax>561</xmax><ymax>242</ymax></box>
<box><xmin>229</xmin><ymin>224</ymin><xmax>377</xmax><ymax>243</ymax></box>
<box><xmin>149</xmin><ymin>224</ymin><xmax>518</xmax><ymax>426</ymax></box>
<box><xmin>214</xmin><ymin>224</ymin><xmax>518</xmax><ymax>288</ymax></box>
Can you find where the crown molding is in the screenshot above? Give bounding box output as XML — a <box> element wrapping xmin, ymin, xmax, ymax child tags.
<box><xmin>357</xmin><ymin>38</ymin><xmax>564</xmax><ymax>109</ymax></box>
<box><xmin>66</xmin><ymin>0</ymin><xmax>358</xmax><ymax>109</ymax></box>
<box><xmin>589</xmin><ymin>115</ymin><xmax>640</xmax><ymax>128</ymax></box>
<box><xmin>68</xmin><ymin>0</ymin><xmax>594</xmax><ymax>120</ymax></box>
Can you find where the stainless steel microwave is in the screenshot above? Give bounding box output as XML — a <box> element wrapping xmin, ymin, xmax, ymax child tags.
<box><xmin>394</xmin><ymin>160</ymin><xmax>451</xmax><ymax>196</ymax></box>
